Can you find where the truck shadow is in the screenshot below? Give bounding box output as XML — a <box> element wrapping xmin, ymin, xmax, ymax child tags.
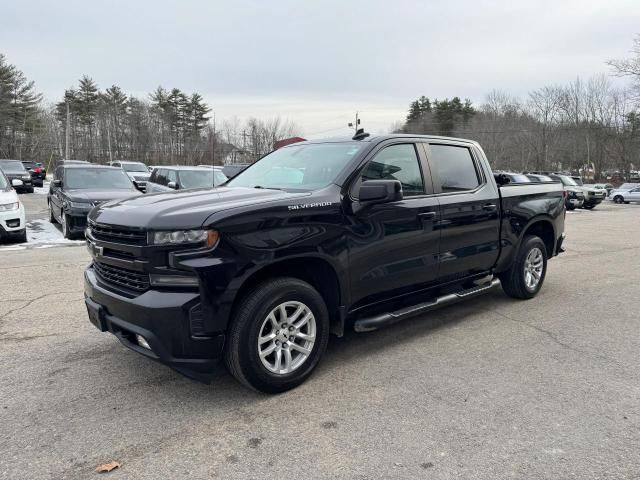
<box><xmin>104</xmin><ymin>287</ymin><xmax>515</xmax><ymax>405</ymax></box>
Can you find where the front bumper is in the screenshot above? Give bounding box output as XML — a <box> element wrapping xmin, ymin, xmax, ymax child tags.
<box><xmin>0</xmin><ymin>203</ymin><xmax>26</xmax><ymax>237</ymax></box>
<box><xmin>84</xmin><ymin>266</ymin><xmax>224</xmax><ymax>382</ymax></box>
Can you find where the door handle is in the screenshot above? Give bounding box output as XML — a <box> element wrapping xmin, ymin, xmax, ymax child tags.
<box><xmin>482</xmin><ymin>203</ymin><xmax>497</xmax><ymax>211</ymax></box>
<box><xmin>417</xmin><ymin>211</ymin><xmax>437</xmax><ymax>219</ymax></box>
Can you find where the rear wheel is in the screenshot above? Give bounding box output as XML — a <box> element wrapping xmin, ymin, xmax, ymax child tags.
<box><xmin>499</xmin><ymin>235</ymin><xmax>548</xmax><ymax>300</ymax></box>
<box><xmin>16</xmin><ymin>229</ymin><xmax>27</xmax><ymax>243</ymax></box>
<box><xmin>224</xmin><ymin>277</ymin><xmax>330</xmax><ymax>393</ymax></box>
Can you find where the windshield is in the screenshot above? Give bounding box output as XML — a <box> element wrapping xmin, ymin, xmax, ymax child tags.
<box><xmin>122</xmin><ymin>162</ymin><xmax>149</xmax><ymax>173</ymax></box>
<box><xmin>0</xmin><ymin>173</ymin><xmax>8</xmax><ymax>190</ymax></box>
<box><xmin>0</xmin><ymin>160</ymin><xmax>27</xmax><ymax>174</ymax></box>
<box><xmin>22</xmin><ymin>161</ymin><xmax>36</xmax><ymax>169</ymax></box>
<box><xmin>556</xmin><ymin>175</ymin><xmax>578</xmax><ymax>186</ymax></box>
<box><xmin>227</xmin><ymin>143</ymin><xmax>365</xmax><ymax>191</ymax></box>
<box><xmin>65</xmin><ymin>168</ymin><xmax>134</xmax><ymax>190</ymax></box>
<box><xmin>214</xmin><ymin>171</ymin><xmax>228</xmax><ymax>185</ymax></box>
<box><xmin>178</xmin><ymin>170</ymin><xmax>216</xmax><ymax>189</ymax></box>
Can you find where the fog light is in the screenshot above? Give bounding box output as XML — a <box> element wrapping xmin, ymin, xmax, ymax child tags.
<box><xmin>135</xmin><ymin>334</ymin><xmax>151</xmax><ymax>350</ymax></box>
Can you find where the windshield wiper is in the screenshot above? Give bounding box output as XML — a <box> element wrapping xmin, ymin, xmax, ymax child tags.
<box><xmin>253</xmin><ymin>185</ymin><xmax>282</xmax><ymax>191</ymax></box>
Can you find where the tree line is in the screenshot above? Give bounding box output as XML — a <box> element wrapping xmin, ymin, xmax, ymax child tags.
<box><xmin>0</xmin><ymin>53</ymin><xmax>299</xmax><ymax>167</ymax></box>
<box><xmin>398</xmin><ymin>36</ymin><xmax>640</xmax><ymax>180</ymax></box>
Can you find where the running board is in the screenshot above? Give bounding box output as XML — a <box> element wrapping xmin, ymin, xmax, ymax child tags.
<box><xmin>353</xmin><ymin>278</ymin><xmax>501</xmax><ymax>333</ymax></box>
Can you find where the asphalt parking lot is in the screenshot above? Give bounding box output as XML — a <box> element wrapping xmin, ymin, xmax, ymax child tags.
<box><xmin>1</xmin><ymin>196</ymin><xmax>639</xmax><ymax>479</ymax></box>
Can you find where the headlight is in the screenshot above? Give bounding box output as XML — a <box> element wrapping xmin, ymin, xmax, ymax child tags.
<box><xmin>22</xmin><ymin>175</ymin><xmax>31</xmax><ymax>181</ymax></box>
<box><xmin>150</xmin><ymin>229</ymin><xmax>219</xmax><ymax>248</ymax></box>
<box><xmin>0</xmin><ymin>202</ymin><xmax>19</xmax><ymax>211</ymax></box>
<box><xmin>65</xmin><ymin>201</ymin><xmax>92</xmax><ymax>209</ymax></box>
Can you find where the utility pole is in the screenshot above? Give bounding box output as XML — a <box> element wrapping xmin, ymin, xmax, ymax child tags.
<box><xmin>348</xmin><ymin>112</ymin><xmax>361</xmax><ymax>131</ymax></box>
<box><xmin>65</xmin><ymin>102</ymin><xmax>70</xmax><ymax>159</ymax></box>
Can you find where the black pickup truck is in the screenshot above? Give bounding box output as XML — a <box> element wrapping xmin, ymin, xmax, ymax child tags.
<box><xmin>84</xmin><ymin>133</ymin><xmax>565</xmax><ymax>393</ymax></box>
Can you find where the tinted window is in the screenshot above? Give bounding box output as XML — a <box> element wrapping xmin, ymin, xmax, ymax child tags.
<box><xmin>429</xmin><ymin>145</ymin><xmax>480</xmax><ymax>192</ymax></box>
<box><xmin>0</xmin><ymin>172</ymin><xmax>8</xmax><ymax>190</ymax></box>
<box><xmin>360</xmin><ymin>144</ymin><xmax>424</xmax><ymax>196</ymax></box>
<box><xmin>156</xmin><ymin>169</ymin><xmax>168</xmax><ymax>185</ymax></box>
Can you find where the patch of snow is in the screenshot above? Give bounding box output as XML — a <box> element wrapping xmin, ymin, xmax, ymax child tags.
<box><xmin>0</xmin><ymin>219</ymin><xmax>84</xmax><ymax>252</ymax></box>
<box><xmin>33</xmin><ymin>181</ymin><xmax>50</xmax><ymax>195</ymax></box>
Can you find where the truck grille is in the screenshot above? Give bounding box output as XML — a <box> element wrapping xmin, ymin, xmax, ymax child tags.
<box><xmin>93</xmin><ymin>261</ymin><xmax>149</xmax><ymax>292</ymax></box>
<box><xmin>90</xmin><ymin>223</ymin><xmax>147</xmax><ymax>245</ymax></box>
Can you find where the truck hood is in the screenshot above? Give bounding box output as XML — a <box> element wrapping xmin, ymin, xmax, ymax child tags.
<box><xmin>88</xmin><ymin>187</ymin><xmax>310</xmax><ymax>230</ymax></box>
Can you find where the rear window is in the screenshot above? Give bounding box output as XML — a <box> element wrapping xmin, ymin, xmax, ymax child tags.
<box><xmin>428</xmin><ymin>145</ymin><xmax>480</xmax><ymax>192</ymax></box>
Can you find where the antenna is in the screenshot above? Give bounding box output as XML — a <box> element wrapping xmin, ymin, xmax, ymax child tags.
<box><xmin>348</xmin><ymin>112</ymin><xmax>361</xmax><ymax>131</ymax></box>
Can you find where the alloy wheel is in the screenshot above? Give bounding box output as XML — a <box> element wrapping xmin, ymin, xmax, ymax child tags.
<box><xmin>257</xmin><ymin>301</ymin><xmax>316</xmax><ymax>375</ymax></box>
<box><xmin>524</xmin><ymin>247</ymin><xmax>544</xmax><ymax>290</ymax></box>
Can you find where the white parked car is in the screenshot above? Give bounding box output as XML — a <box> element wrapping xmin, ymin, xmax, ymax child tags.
<box><xmin>610</xmin><ymin>185</ymin><xmax>640</xmax><ymax>204</ymax></box>
<box><xmin>0</xmin><ymin>170</ymin><xmax>27</xmax><ymax>243</ymax></box>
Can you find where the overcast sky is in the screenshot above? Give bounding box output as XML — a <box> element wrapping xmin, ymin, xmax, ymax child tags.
<box><xmin>2</xmin><ymin>0</ymin><xmax>639</xmax><ymax>138</ymax></box>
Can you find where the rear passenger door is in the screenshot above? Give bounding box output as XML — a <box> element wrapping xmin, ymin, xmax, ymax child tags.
<box><xmin>425</xmin><ymin>142</ymin><xmax>500</xmax><ymax>281</ymax></box>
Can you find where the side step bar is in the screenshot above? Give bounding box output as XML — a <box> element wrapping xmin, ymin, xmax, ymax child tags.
<box><xmin>353</xmin><ymin>278</ymin><xmax>501</xmax><ymax>333</ymax></box>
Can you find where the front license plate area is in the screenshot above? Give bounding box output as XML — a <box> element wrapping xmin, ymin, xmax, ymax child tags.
<box><xmin>85</xmin><ymin>298</ymin><xmax>107</xmax><ymax>331</ymax></box>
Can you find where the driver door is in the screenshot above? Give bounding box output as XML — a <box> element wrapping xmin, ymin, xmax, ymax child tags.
<box><xmin>346</xmin><ymin>142</ymin><xmax>440</xmax><ymax>307</ymax></box>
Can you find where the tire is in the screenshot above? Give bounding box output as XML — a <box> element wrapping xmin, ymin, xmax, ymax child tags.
<box><xmin>613</xmin><ymin>196</ymin><xmax>624</xmax><ymax>204</ymax></box>
<box><xmin>48</xmin><ymin>202</ymin><xmax>57</xmax><ymax>224</ymax></box>
<box><xmin>224</xmin><ymin>277</ymin><xmax>330</xmax><ymax>393</ymax></box>
<box><xmin>583</xmin><ymin>204</ymin><xmax>595</xmax><ymax>210</ymax></box>
<box><xmin>16</xmin><ymin>229</ymin><xmax>27</xmax><ymax>243</ymax></box>
<box><xmin>61</xmin><ymin>212</ymin><xmax>73</xmax><ymax>239</ymax></box>
<box><xmin>566</xmin><ymin>204</ymin><xmax>575</xmax><ymax>210</ymax></box>
<box><xmin>499</xmin><ymin>235</ymin><xmax>548</xmax><ymax>300</ymax></box>
<box><xmin>27</xmin><ymin>187</ymin><xmax>34</xmax><ymax>193</ymax></box>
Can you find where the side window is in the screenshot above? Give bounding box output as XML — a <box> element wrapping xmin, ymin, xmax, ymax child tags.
<box><xmin>360</xmin><ymin>144</ymin><xmax>424</xmax><ymax>196</ymax></box>
<box><xmin>149</xmin><ymin>169</ymin><xmax>157</xmax><ymax>183</ymax></box>
<box><xmin>167</xmin><ymin>170</ymin><xmax>178</xmax><ymax>186</ymax></box>
<box><xmin>429</xmin><ymin>144</ymin><xmax>480</xmax><ymax>192</ymax></box>
<box><xmin>112</xmin><ymin>162</ymin><xmax>120</xmax><ymax>168</ymax></box>
<box><xmin>157</xmin><ymin>169</ymin><xmax>168</xmax><ymax>186</ymax></box>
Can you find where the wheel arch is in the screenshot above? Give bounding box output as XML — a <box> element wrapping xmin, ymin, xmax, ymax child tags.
<box><xmin>520</xmin><ymin>216</ymin><xmax>556</xmax><ymax>257</ymax></box>
<box><xmin>229</xmin><ymin>255</ymin><xmax>347</xmax><ymax>337</ymax></box>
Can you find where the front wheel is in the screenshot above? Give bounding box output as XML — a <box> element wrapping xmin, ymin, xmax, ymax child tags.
<box><xmin>48</xmin><ymin>201</ymin><xmax>57</xmax><ymax>223</ymax></box>
<box><xmin>499</xmin><ymin>235</ymin><xmax>548</xmax><ymax>300</ymax></box>
<box><xmin>224</xmin><ymin>277</ymin><xmax>330</xmax><ymax>393</ymax></box>
<box><xmin>566</xmin><ymin>204</ymin><xmax>575</xmax><ymax>210</ymax></box>
<box><xmin>583</xmin><ymin>204</ymin><xmax>595</xmax><ymax>210</ymax></box>
<box><xmin>613</xmin><ymin>196</ymin><xmax>624</xmax><ymax>204</ymax></box>
<box><xmin>61</xmin><ymin>212</ymin><xmax>73</xmax><ymax>239</ymax></box>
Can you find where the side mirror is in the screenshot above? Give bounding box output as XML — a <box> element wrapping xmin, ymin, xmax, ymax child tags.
<box><xmin>52</xmin><ymin>179</ymin><xmax>62</xmax><ymax>188</ymax></box>
<box><xmin>167</xmin><ymin>181</ymin><xmax>178</xmax><ymax>190</ymax></box>
<box><xmin>357</xmin><ymin>180</ymin><xmax>403</xmax><ymax>205</ymax></box>
<box><xmin>11</xmin><ymin>179</ymin><xmax>24</xmax><ymax>188</ymax></box>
